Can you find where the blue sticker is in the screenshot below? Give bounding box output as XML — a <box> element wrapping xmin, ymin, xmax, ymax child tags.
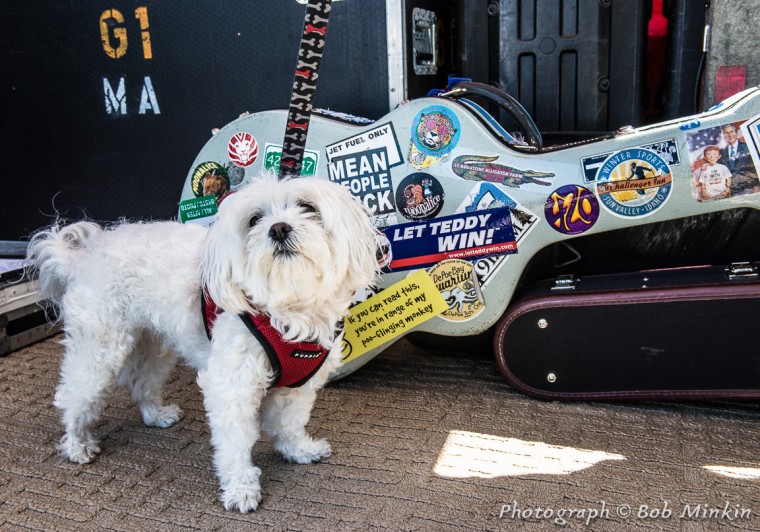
<box><xmin>680</xmin><ymin>119</ymin><xmax>702</xmax><ymax>131</ymax></box>
<box><xmin>595</xmin><ymin>148</ymin><xmax>673</xmax><ymax>218</ymax></box>
<box><xmin>465</xmin><ymin>182</ymin><xmax>517</xmax><ymax>213</ymax></box>
<box><xmin>582</xmin><ymin>139</ymin><xmax>681</xmax><ymax>182</ymax></box>
<box><xmin>382</xmin><ymin>206</ymin><xmax>517</xmax><ymax>271</ymax></box>
<box><xmin>411</xmin><ymin>105</ymin><xmax>461</xmax><ymax>157</ymax></box>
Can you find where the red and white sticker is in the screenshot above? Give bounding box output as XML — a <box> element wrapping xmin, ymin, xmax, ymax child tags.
<box><xmin>228</xmin><ymin>132</ymin><xmax>259</xmax><ymax>167</ymax></box>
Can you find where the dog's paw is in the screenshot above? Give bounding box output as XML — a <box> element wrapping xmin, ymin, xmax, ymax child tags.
<box><xmin>142</xmin><ymin>404</ymin><xmax>183</xmax><ymax>428</ymax></box>
<box><xmin>220</xmin><ymin>467</ymin><xmax>263</xmax><ymax>513</ymax></box>
<box><xmin>57</xmin><ymin>434</ymin><xmax>101</xmax><ymax>464</ymax></box>
<box><xmin>277</xmin><ymin>437</ymin><xmax>332</xmax><ymax>464</ymax></box>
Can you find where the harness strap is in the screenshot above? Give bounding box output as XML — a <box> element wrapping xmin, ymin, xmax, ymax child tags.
<box><xmin>278</xmin><ymin>0</ymin><xmax>333</xmax><ymax>179</ymax></box>
<box><xmin>202</xmin><ymin>290</ymin><xmax>329</xmax><ymax>388</ymax></box>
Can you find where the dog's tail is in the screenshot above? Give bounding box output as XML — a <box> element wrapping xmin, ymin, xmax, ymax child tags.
<box><xmin>26</xmin><ymin>221</ymin><xmax>103</xmax><ymax>305</ymax></box>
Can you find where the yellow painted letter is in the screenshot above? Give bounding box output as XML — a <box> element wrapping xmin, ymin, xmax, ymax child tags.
<box><xmin>99</xmin><ymin>9</ymin><xmax>127</xmax><ymax>59</ymax></box>
<box><xmin>134</xmin><ymin>7</ymin><xmax>153</xmax><ymax>59</ymax></box>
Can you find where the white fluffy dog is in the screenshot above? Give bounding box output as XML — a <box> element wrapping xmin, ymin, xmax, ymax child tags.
<box><xmin>27</xmin><ymin>176</ymin><xmax>380</xmax><ymax>512</ymax></box>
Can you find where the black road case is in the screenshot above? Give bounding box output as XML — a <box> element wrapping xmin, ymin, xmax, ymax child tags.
<box><xmin>1</xmin><ymin>0</ymin><xmax>452</xmax><ymax>242</ymax></box>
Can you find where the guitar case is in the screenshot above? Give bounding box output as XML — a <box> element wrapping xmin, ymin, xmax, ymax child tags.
<box><xmin>493</xmin><ymin>262</ymin><xmax>760</xmax><ymax>401</ymax></box>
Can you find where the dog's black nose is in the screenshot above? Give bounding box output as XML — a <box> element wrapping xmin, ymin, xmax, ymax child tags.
<box><xmin>269</xmin><ymin>222</ymin><xmax>292</xmax><ymax>242</ymax></box>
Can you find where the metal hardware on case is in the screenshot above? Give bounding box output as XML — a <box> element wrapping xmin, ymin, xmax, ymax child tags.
<box><xmin>546</xmin><ymin>373</ymin><xmax>557</xmax><ymax>383</ymax></box>
<box><xmin>614</xmin><ymin>125</ymin><xmax>636</xmax><ymax>136</ymax></box>
<box><xmin>726</xmin><ymin>261</ymin><xmax>759</xmax><ymax>281</ymax></box>
<box><xmin>411</xmin><ymin>8</ymin><xmax>437</xmax><ymax>76</ymax></box>
<box><xmin>551</xmin><ymin>274</ymin><xmax>578</xmax><ymax>291</ymax></box>
<box><xmin>537</xmin><ymin>318</ymin><xmax>548</xmax><ymax>329</ymax></box>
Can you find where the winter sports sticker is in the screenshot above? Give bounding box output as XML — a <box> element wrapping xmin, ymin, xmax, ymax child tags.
<box><xmin>594</xmin><ymin>148</ymin><xmax>673</xmax><ymax>218</ymax></box>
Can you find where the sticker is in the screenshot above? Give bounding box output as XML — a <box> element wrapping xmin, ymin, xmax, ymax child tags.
<box><xmin>411</xmin><ymin>105</ymin><xmax>461</xmax><ymax>157</ymax></box>
<box><xmin>383</xmin><ymin>207</ymin><xmax>517</xmax><ymax>271</ymax></box>
<box><xmin>741</xmin><ymin>115</ymin><xmax>760</xmax><ymax>179</ymax></box>
<box><xmin>325</xmin><ymin>122</ymin><xmax>402</xmax><ymax>166</ymax></box>
<box><xmin>685</xmin><ymin>121</ymin><xmax>760</xmax><ymax>201</ymax></box>
<box><xmin>396</xmin><ymin>173</ymin><xmax>445</xmax><ymax>220</ymax></box>
<box><xmin>179</xmin><ymin>195</ymin><xmax>217</xmax><ymax>225</ymax></box>
<box><xmin>456</xmin><ymin>183</ymin><xmax>539</xmax><ymax>288</ymax></box>
<box><xmin>341</xmin><ymin>269</ymin><xmax>448</xmax><ymax>363</ymax></box>
<box><xmin>408</xmin><ymin>145</ymin><xmax>443</xmax><ymax>170</ymax></box>
<box><xmin>328</xmin><ymin>147</ymin><xmax>397</xmax><ymax>215</ymax></box>
<box><xmin>581</xmin><ymin>139</ymin><xmax>681</xmax><ymax>183</ymax></box>
<box><xmin>428</xmin><ymin>260</ymin><xmax>485</xmax><ymax>322</ymax></box>
<box><xmin>463</xmin><ymin>182</ymin><xmax>516</xmax><ymax>212</ymax></box>
<box><xmin>191</xmin><ymin>161</ymin><xmax>230</xmax><ymax>201</ymax></box>
<box><xmin>594</xmin><ymin>148</ymin><xmax>672</xmax><ymax>218</ymax></box>
<box><xmin>452</xmin><ymin>154</ymin><xmax>554</xmax><ymax>188</ymax></box>
<box><xmin>680</xmin><ymin>119</ymin><xmax>701</xmax><ymax>131</ymax></box>
<box><xmin>227</xmin><ymin>132</ymin><xmax>259</xmax><ymax>168</ymax></box>
<box><xmin>544</xmin><ymin>185</ymin><xmax>599</xmax><ymax>235</ymax></box>
<box><xmin>264</xmin><ymin>144</ymin><xmax>319</xmax><ymax>177</ymax></box>
<box><xmin>226</xmin><ymin>164</ymin><xmax>245</xmax><ymax>187</ymax></box>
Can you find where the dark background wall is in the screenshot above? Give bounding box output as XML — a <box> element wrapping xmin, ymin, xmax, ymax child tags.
<box><xmin>2</xmin><ymin>0</ymin><xmax>750</xmax><ymax>259</ymax></box>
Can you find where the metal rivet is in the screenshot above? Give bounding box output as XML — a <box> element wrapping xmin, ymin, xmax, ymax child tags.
<box><xmin>537</xmin><ymin>318</ymin><xmax>548</xmax><ymax>329</ymax></box>
<box><xmin>547</xmin><ymin>373</ymin><xmax>557</xmax><ymax>383</ymax></box>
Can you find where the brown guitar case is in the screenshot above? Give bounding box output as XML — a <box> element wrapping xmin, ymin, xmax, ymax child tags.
<box><xmin>493</xmin><ymin>262</ymin><xmax>760</xmax><ymax>401</ymax></box>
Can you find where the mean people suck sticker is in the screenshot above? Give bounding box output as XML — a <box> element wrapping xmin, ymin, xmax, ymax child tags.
<box><xmin>594</xmin><ymin>148</ymin><xmax>673</xmax><ymax>218</ymax></box>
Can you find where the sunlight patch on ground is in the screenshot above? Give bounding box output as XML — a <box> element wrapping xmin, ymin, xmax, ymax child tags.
<box><xmin>434</xmin><ymin>430</ymin><xmax>626</xmax><ymax>479</ymax></box>
<box><xmin>703</xmin><ymin>465</ymin><xmax>760</xmax><ymax>480</ymax></box>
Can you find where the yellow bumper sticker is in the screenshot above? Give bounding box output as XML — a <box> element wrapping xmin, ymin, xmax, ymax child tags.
<box><xmin>342</xmin><ymin>269</ymin><xmax>448</xmax><ymax>363</ymax></box>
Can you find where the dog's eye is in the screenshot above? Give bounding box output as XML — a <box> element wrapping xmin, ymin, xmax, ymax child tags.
<box><xmin>298</xmin><ymin>202</ymin><xmax>317</xmax><ymax>214</ymax></box>
<box><xmin>249</xmin><ymin>214</ymin><xmax>261</xmax><ymax>227</ymax></box>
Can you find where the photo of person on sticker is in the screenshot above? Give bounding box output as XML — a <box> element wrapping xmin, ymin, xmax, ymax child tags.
<box><xmin>720</xmin><ymin>123</ymin><xmax>759</xmax><ymax>195</ymax></box>
<box><xmin>685</xmin><ymin>121</ymin><xmax>760</xmax><ymax>202</ymax></box>
<box><xmin>694</xmin><ymin>145</ymin><xmax>731</xmax><ymax>202</ymax></box>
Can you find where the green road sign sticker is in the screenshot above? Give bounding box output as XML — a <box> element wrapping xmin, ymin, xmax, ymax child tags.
<box><xmin>264</xmin><ymin>144</ymin><xmax>319</xmax><ymax>177</ymax></box>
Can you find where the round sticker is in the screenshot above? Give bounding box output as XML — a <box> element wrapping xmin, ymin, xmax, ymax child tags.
<box><xmin>228</xmin><ymin>132</ymin><xmax>259</xmax><ymax>167</ymax></box>
<box><xmin>544</xmin><ymin>185</ymin><xmax>599</xmax><ymax>235</ymax></box>
<box><xmin>428</xmin><ymin>259</ymin><xmax>485</xmax><ymax>322</ymax></box>
<box><xmin>411</xmin><ymin>105</ymin><xmax>461</xmax><ymax>157</ymax></box>
<box><xmin>395</xmin><ymin>173</ymin><xmax>445</xmax><ymax>220</ymax></box>
<box><xmin>191</xmin><ymin>161</ymin><xmax>230</xmax><ymax>200</ymax></box>
<box><xmin>595</xmin><ymin>148</ymin><xmax>673</xmax><ymax>218</ymax></box>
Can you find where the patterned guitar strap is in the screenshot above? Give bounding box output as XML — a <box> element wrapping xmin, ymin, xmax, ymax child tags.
<box><xmin>278</xmin><ymin>0</ymin><xmax>333</xmax><ymax>179</ymax></box>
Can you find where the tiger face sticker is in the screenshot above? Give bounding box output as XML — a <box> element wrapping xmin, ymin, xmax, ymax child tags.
<box><xmin>411</xmin><ymin>105</ymin><xmax>461</xmax><ymax>157</ymax></box>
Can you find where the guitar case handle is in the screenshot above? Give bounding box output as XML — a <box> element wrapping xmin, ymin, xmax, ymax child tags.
<box><xmin>441</xmin><ymin>81</ymin><xmax>543</xmax><ymax>152</ymax></box>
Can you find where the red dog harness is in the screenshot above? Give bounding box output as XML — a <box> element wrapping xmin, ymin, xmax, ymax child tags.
<box><xmin>202</xmin><ymin>291</ymin><xmax>329</xmax><ymax>388</ymax></box>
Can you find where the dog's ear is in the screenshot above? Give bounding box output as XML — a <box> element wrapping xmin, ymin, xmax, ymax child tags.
<box><xmin>200</xmin><ymin>194</ymin><xmax>251</xmax><ymax>315</ymax></box>
<box><xmin>316</xmin><ymin>181</ymin><xmax>381</xmax><ymax>291</ymax></box>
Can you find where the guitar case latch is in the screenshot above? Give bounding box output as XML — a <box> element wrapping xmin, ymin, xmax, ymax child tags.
<box><xmin>726</xmin><ymin>261</ymin><xmax>759</xmax><ymax>281</ymax></box>
<box><xmin>551</xmin><ymin>274</ymin><xmax>578</xmax><ymax>291</ymax></box>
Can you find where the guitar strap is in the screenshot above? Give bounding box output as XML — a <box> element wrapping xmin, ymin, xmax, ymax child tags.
<box><xmin>278</xmin><ymin>0</ymin><xmax>333</xmax><ymax>179</ymax></box>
